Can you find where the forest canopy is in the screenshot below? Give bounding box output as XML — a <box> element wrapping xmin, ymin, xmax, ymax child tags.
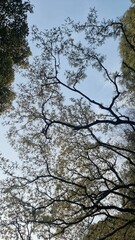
<box><xmin>0</xmin><ymin>2</ymin><xmax>135</xmax><ymax>240</ymax></box>
<box><xmin>119</xmin><ymin>2</ymin><xmax>135</xmax><ymax>96</ymax></box>
<box><xmin>0</xmin><ymin>0</ymin><xmax>33</xmax><ymax>113</ymax></box>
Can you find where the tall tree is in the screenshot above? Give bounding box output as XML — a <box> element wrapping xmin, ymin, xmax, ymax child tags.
<box><xmin>119</xmin><ymin>2</ymin><xmax>135</xmax><ymax>97</ymax></box>
<box><xmin>85</xmin><ymin>3</ymin><xmax>135</xmax><ymax>238</ymax></box>
<box><xmin>0</xmin><ymin>7</ymin><xmax>135</xmax><ymax>240</ymax></box>
<box><xmin>0</xmin><ymin>0</ymin><xmax>33</xmax><ymax>114</ymax></box>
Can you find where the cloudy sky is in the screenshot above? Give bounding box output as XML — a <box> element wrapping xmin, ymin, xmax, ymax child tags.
<box><xmin>0</xmin><ymin>0</ymin><xmax>132</xmax><ymax>164</ymax></box>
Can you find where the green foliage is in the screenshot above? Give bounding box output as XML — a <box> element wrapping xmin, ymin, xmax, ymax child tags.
<box><xmin>119</xmin><ymin>5</ymin><xmax>135</xmax><ymax>94</ymax></box>
<box><xmin>85</xmin><ymin>214</ymin><xmax>135</xmax><ymax>240</ymax></box>
<box><xmin>0</xmin><ymin>0</ymin><xmax>32</xmax><ymax>79</ymax></box>
<box><xmin>0</xmin><ymin>53</ymin><xmax>14</xmax><ymax>85</ymax></box>
<box><xmin>0</xmin><ymin>6</ymin><xmax>135</xmax><ymax>240</ymax></box>
<box><xmin>119</xmin><ymin>3</ymin><xmax>135</xmax><ymax>214</ymax></box>
<box><xmin>0</xmin><ymin>0</ymin><xmax>33</xmax><ymax>113</ymax></box>
<box><xmin>0</xmin><ymin>86</ymin><xmax>15</xmax><ymax>113</ymax></box>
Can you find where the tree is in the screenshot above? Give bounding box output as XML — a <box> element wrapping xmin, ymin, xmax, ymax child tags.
<box><xmin>119</xmin><ymin>0</ymin><xmax>135</xmax><ymax>211</ymax></box>
<box><xmin>131</xmin><ymin>0</ymin><xmax>135</xmax><ymax>4</ymax></box>
<box><xmin>84</xmin><ymin>213</ymin><xmax>135</xmax><ymax>240</ymax></box>
<box><xmin>0</xmin><ymin>86</ymin><xmax>15</xmax><ymax>113</ymax></box>
<box><xmin>84</xmin><ymin>3</ymin><xmax>135</xmax><ymax>238</ymax></box>
<box><xmin>0</xmin><ymin>0</ymin><xmax>33</xmax><ymax>114</ymax></box>
<box><xmin>119</xmin><ymin>2</ymin><xmax>135</xmax><ymax>97</ymax></box>
<box><xmin>1</xmin><ymin>7</ymin><xmax>135</xmax><ymax>240</ymax></box>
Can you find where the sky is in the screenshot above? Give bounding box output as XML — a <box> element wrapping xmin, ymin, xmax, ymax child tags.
<box><xmin>0</xmin><ymin>0</ymin><xmax>132</xmax><ymax>166</ymax></box>
<box><xmin>28</xmin><ymin>0</ymin><xmax>131</xmax><ymax>28</ymax></box>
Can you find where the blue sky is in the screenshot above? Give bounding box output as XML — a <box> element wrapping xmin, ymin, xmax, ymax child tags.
<box><xmin>28</xmin><ymin>0</ymin><xmax>131</xmax><ymax>29</ymax></box>
<box><xmin>0</xmin><ymin>0</ymin><xmax>132</xmax><ymax>163</ymax></box>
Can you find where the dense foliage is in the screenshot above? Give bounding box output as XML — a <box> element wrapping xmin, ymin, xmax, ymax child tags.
<box><xmin>119</xmin><ymin>2</ymin><xmax>135</xmax><ymax>96</ymax></box>
<box><xmin>0</xmin><ymin>3</ymin><xmax>135</xmax><ymax>240</ymax></box>
<box><xmin>85</xmin><ymin>213</ymin><xmax>135</xmax><ymax>240</ymax></box>
<box><xmin>0</xmin><ymin>87</ymin><xmax>15</xmax><ymax>113</ymax></box>
<box><xmin>0</xmin><ymin>0</ymin><xmax>33</xmax><ymax>114</ymax></box>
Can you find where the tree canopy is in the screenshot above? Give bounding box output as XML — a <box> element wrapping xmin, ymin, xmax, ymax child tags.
<box><xmin>0</xmin><ymin>4</ymin><xmax>135</xmax><ymax>240</ymax></box>
<box><xmin>0</xmin><ymin>0</ymin><xmax>33</xmax><ymax>114</ymax></box>
<box><xmin>85</xmin><ymin>213</ymin><xmax>135</xmax><ymax>240</ymax></box>
<box><xmin>119</xmin><ymin>3</ymin><xmax>135</xmax><ymax>96</ymax></box>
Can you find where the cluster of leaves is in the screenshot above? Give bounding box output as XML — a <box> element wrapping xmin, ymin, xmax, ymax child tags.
<box><xmin>85</xmin><ymin>213</ymin><xmax>135</xmax><ymax>240</ymax></box>
<box><xmin>0</xmin><ymin>87</ymin><xmax>15</xmax><ymax>113</ymax></box>
<box><xmin>0</xmin><ymin>0</ymin><xmax>33</xmax><ymax>114</ymax></box>
<box><xmin>119</xmin><ymin>1</ymin><xmax>135</xmax><ymax>96</ymax></box>
<box><xmin>0</xmin><ymin>3</ymin><xmax>135</xmax><ymax>240</ymax></box>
